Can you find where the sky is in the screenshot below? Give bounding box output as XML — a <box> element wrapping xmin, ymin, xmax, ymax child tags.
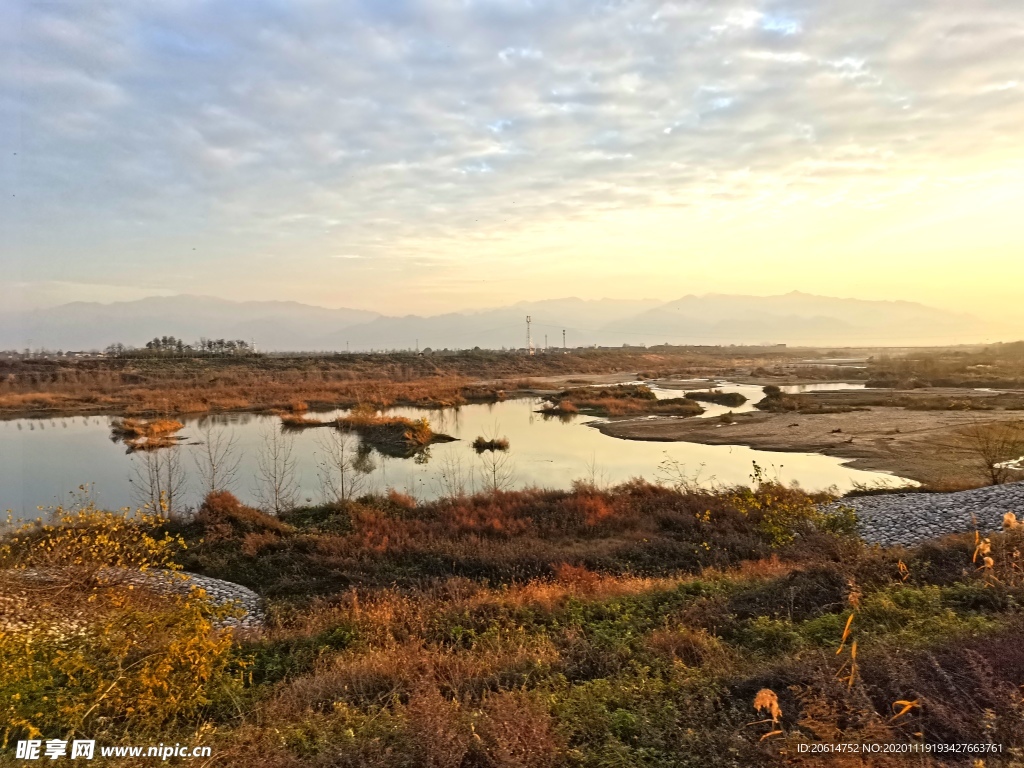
<box><xmin>2</xmin><ymin>0</ymin><xmax>1023</xmax><ymax>329</ymax></box>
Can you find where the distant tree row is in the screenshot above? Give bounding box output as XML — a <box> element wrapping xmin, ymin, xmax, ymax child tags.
<box><xmin>104</xmin><ymin>337</ymin><xmax>256</xmax><ymax>358</ymax></box>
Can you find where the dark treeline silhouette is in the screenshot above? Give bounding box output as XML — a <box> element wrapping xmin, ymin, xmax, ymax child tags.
<box><xmin>105</xmin><ymin>337</ymin><xmax>257</xmax><ymax>358</ymax></box>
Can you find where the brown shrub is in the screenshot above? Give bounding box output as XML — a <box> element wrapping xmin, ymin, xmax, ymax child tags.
<box><xmin>387</xmin><ymin>490</ymin><xmax>418</xmax><ymax>510</ymax></box>
<box><xmin>196</xmin><ymin>491</ymin><xmax>293</xmax><ymax>541</ymax></box>
<box><xmin>645</xmin><ymin>626</ymin><xmax>730</xmax><ymax>668</ymax></box>
<box><xmin>476</xmin><ymin>690</ymin><xmax>562</xmax><ymax>768</ymax></box>
<box><xmin>110</xmin><ymin>417</ymin><xmax>185</xmax><ymax>450</ymax></box>
<box><xmin>402</xmin><ymin>686</ymin><xmax>471</xmax><ymax>768</ymax></box>
<box><xmin>553</xmin><ymin>563</ymin><xmax>602</xmax><ymax>594</ymax></box>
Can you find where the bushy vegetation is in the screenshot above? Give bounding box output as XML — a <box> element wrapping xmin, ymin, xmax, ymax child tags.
<box><xmin>543</xmin><ymin>385</ymin><xmax>704</xmax><ymax>417</ymax></box>
<box><xmin>0</xmin><ymin>504</ymin><xmax>243</xmax><ymax>747</ymax></box>
<box><xmin>866</xmin><ymin>342</ymin><xmax>1024</xmax><ymax>389</ymax></box>
<box><xmin>275</xmin><ymin>405</ymin><xmax>445</xmax><ymax>457</ymax></box>
<box><xmin>4</xmin><ymin>480</ymin><xmax>1024</xmax><ymax>766</ymax></box>
<box><xmin>336</xmin><ymin>405</ymin><xmax>440</xmax><ymax>456</ymax></box>
<box><xmin>0</xmin><ymin>346</ymin><xmax>800</xmax><ymax>417</ymax></box>
<box><xmin>472</xmin><ymin>436</ymin><xmax>511</xmax><ymax>453</ymax></box>
<box><xmin>686</xmin><ymin>390</ymin><xmax>748</xmax><ymax>407</ymax></box>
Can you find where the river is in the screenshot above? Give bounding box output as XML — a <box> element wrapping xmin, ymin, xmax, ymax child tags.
<box><xmin>1</xmin><ymin>383</ymin><xmax>909</xmax><ymax>519</ymax></box>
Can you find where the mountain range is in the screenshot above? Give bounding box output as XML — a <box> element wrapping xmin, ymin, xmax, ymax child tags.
<box><xmin>0</xmin><ymin>292</ymin><xmax>996</xmax><ymax>351</ymax></box>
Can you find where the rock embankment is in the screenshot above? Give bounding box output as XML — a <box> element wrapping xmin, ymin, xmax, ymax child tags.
<box><xmin>118</xmin><ymin>570</ymin><xmax>264</xmax><ymax>630</ymax></box>
<box><xmin>839</xmin><ymin>480</ymin><xmax>1024</xmax><ymax>547</ymax></box>
<box><xmin>0</xmin><ymin>569</ymin><xmax>263</xmax><ymax>636</ymax></box>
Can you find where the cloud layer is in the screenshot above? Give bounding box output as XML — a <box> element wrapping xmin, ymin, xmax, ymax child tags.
<box><xmin>3</xmin><ymin>0</ymin><xmax>1024</xmax><ymax>316</ymax></box>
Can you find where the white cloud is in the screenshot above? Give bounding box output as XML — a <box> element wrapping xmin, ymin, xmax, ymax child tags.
<box><xmin>2</xmin><ymin>0</ymin><xmax>1024</xmax><ymax>308</ymax></box>
<box><xmin>498</xmin><ymin>46</ymin><xmax>543</xmax><ymax>62</ymax></box>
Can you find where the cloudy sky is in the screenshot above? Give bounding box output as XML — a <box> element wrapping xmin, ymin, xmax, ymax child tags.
<box><xmin>2</xmin><ymin>0</ymin><xmax>1023</xmax><ymax>326</ymax></box>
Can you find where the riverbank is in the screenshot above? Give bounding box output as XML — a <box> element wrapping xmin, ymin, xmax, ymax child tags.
<box><xmin>0</xmin><ymin>348</ymin><xmax>802</xmax><ymax>419</ymax></box>
<box><xmin>6</xmin><ymin>484</ymin><xmax>1024</xmax><ymax>765</ymax></box>
<box><xmin>594</xmin><ymin>407</ymin><xmax>1024</xmax><ymax>488</ymax></box>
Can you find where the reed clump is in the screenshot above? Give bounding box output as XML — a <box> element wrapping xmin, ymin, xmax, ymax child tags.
<box><xmin>111</xmin><ymin>417</ymin><xmax>184</xmax><ymax>439</ymax></box>
<box><xmin>334</xmin><ymin>405</ymin><xmax>440</xmax><ymax>455</ymax></box>
<box><xmin>472</xmin><ymin>435</ymin><xmax>510</xmax><ymax>453</ymax></box>
<box><xmin>110</xmin><ymin>417</ymin><xmax>184</xmax><ymax>450</ymax></box>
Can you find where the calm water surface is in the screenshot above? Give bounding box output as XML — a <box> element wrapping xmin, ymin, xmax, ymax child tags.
<box><xmin>1</xmin><ymin>390</ymin><xmax>911</xmax><ymax>519</ymax></box>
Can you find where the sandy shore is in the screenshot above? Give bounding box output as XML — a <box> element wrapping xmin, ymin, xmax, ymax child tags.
<box><xmin>594</xmin><ymin>407</ymin><xmax>1024</xmax><ymax>488</ymax></box>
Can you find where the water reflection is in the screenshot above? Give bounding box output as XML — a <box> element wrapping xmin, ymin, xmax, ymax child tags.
<box><xmin>0</xmin><ymin>397</ymin><xmax>912</xmax><ymax>519</ymax></box>
<box><xmin>779</xmin><ymin>382</ymin><xmax>866</xmax><ymax>394</ymax></box>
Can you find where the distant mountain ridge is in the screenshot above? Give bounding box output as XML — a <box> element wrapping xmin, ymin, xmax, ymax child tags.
<box><xmin>0</xmin><ymin>292</ymin><xmax>994</xmax><ymax>351</ymax></box>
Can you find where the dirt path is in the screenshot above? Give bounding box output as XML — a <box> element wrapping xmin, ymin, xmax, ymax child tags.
<box><xmin>594</xmin><ymin>408</ymin><xmax>1024</xmax><ymax>488</ymax></box>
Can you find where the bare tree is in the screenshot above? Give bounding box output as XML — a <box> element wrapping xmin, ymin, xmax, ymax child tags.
<box><xmin>191</xmin><ymin>423</ymin><xmax>242</xmax><ymax>497</ymax></box>
<box><xmin>316</xmin><ymin>430</ymin><xmax>373</xmax><ymax>503</ymax></box>
<box><xmin>478</xmin><ymin>449</ymin><xmax>516</xmax><ymax>494</ymax></box>
<box><xmin>574</xmin><ymin>451</ymin><xmax>611</xmax><ymax>492</ymax></box>
<box><xmin>253</xmin><ymin>426</ymin><xmax>299</xmax><ymax>514</ymax></box>
<box><xmin>433</xmin><ymin>451</ymin><xmax>469</xmax><ymax>498</ymax></box>
<box><xmin>655</xmin><ymin>454</ymin><xmax>714</xmax><ymax>493</ymax></box>
<box><xmin>130</xmin><ymin>448</ymin><xmax>188</xmax><ymax>518</ymax></box>
<box><xmin>960</xmin><ymin>419</ymin><xmax>1024</xmax><ymax>485</ymax></box>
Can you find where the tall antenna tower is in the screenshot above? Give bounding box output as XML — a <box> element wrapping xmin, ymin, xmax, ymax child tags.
<box><xmin>526</xmin><ymin>316</ymin><xmax>534</xmax><ymax>355</ymax></box>
<box><xmin>562</xmin><ymin>329</ymin><xmax>566</xmax><ymax>350</ymax></box>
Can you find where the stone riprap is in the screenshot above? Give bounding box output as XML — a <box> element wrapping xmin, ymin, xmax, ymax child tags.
<box><xmin>105</xmin><ymin>569</ymin><xmax>264</xmax><ymax>630</ymax></box>
<box><xmin>0</xmin><ymin>568</ymin><xmax>263</xmax><ymax>635</ymax></box>
<box><xmin>838</xmin><ymin>480</ymin><xmax>1024</xmax><ymax>547</ymax></box>
<box><xmin>182</xmin><ymin>572</ymin><xmax>264</xmax><ymax>628</ymax></box>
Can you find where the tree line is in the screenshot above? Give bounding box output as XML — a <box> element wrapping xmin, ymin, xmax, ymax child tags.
<box><xmin>105</xmin><ymin>336</ymin><xmax>257</xmax><ymax>358</ymax></box>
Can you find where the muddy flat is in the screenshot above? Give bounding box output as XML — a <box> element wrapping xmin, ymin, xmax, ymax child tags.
<box><xmin>595</xmin><ymin>407</ymin><xmax>1024</xmax><ymax>488</ymax></box>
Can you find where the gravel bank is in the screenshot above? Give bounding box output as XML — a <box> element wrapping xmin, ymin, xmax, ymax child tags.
<box><xmin>839</xmin><ymin>480</ymin><xmax>1024</xmax><ymax>547</ymax></box>
<box><xmin>1</xmin><ymin>568</ymin><xmax>264</xmax><ymax>635</ymax></box>
<box><xmin>111</xmin><ymin>569</ymin><xmax>264</xmax><ymax>629</ymax></box>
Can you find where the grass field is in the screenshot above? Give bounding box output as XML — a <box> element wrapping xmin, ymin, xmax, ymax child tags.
<box><xmin>3</xmin><ymin>479</ymin><xmax>1023</xmax><ymax>767</ymax></box>
<box><xmin>0</xmin><ymin>346</ymin><xmax>847</xmax><ymax>418</ymax></box>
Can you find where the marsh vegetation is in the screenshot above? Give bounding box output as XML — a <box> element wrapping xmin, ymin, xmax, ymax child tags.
<box><xmin>3</xmin><ymin>477</ymin><xmax>1023</xmax><ymax>766</ymax></box>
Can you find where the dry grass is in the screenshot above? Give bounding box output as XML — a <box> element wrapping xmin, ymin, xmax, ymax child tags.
<box><xmin>7</xmin><ymin>454</ymin><xmax>1024</xmax><ymax>767</ymax></box>
<box><xmin>109</xmin><ymin>417</ymin><xmax>184</xmax><ymax>450</ymax></box>
<box><xmin>278</xmin><ymin>412</ymin><xmax>331</xmax><ymax>429</ymax></box>
<box><xmin>0</xmin><ymin>347</ymin><xmax>808</xmax><ymax>418</ymax></box>
<box><xmin>110</xmin><ymin>417</ymin><xmax>184</xmax><ymax>438</ymax></box>
<box><xmin>542</xmin><ymin>384</ymin><xmax>704</xmax><ymax>417</ymax></box>
<box><xmin>336</xmin><ymin>406</ymin><xmax>436</xmax><ymax>449</ymax></box>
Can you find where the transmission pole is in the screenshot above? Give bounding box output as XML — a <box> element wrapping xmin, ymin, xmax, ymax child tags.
<box><xmin>526</xmin><ymin>316</ymin><xmax>534</xmax><ymax>355</ymax></box>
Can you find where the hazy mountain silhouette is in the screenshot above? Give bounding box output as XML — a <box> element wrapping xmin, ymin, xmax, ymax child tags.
<box><xmin>601</xmin><ymin>291</ymin><xmax>984</xmax><ymax>346</ymax></box>
<box><xmin>0</xmin><ymin>292</ymin><xmax>993</xmax><ymax>351</ymax></box>
<box><xmin>0</xmin><ymin>295</ymin><xmax>378</xmax><ymax>351</ymax></box>
<box><xmin>317</xmin><ymin>298</ymin><xmax>665</xmax><ymax>351</ymax></box>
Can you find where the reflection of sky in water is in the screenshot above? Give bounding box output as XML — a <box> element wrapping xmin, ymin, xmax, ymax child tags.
<box><xmin>779</xmin><ymin>383</ymin><xmax>866</xmax><ymax>394</ymax></box>
<box><xmin>0</xmin><ymin>397</ymin><xmax>910</xmax><ymax>520</ymax></box>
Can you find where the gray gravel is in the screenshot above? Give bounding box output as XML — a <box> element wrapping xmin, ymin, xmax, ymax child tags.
<box><xmin>109</xmin><ymin>569</ymin><xmax>265</xmax><ymax>629</ymax></box>
<box><xmin>1</xmin><ymin>568</ymin><xmax>264</xmax><ymax>635</ymax></box>
<box><xmin>184</xmin><ymin>571</ymin><xmax>264</xmax><ymax>629</ymax></box>
<box><xmin>837</xmin><ymin>480</ymin><xmax>1024</xmax><ymax>547</ymax></box>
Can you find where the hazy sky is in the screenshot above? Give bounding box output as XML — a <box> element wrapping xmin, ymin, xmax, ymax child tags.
<box><xmin>2</xmin><ymin>0</ymin><xmax>1023</xmax><ymax>326</ymax></box>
